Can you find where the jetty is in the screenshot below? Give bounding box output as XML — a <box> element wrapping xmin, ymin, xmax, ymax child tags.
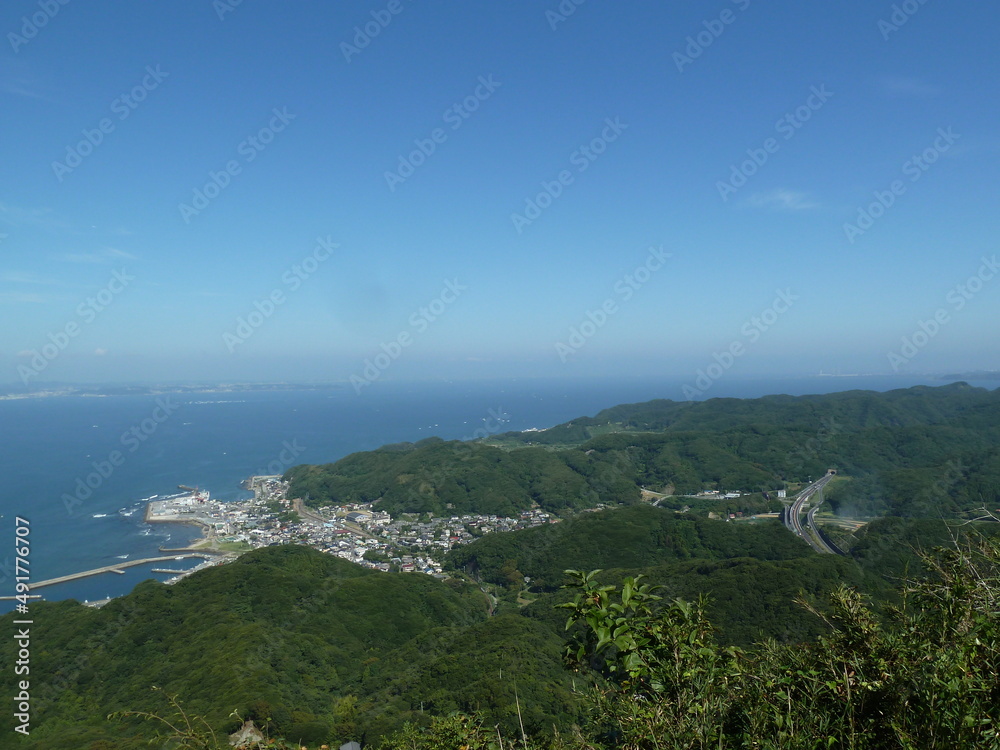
<box><xmin>158</xmin><ymin>545</ymin><xmax>221</xmax><ymax>554</ymax></box>
<box><xmin>27</xmin><ymin>554</ymin><xmax>211</xmax><ymax>590</ymax></box>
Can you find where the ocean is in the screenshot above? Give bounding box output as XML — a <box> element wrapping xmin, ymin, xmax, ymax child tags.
<box><xmin>0</xmin><ymin>374</ymin><xmax>992</xmax><ymax>609</ymax></box>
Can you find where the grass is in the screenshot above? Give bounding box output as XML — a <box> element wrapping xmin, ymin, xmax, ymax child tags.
<box><xmin>210</xmin><ymin>541</ymin><xmax>253</xmax><ymax>553</ymax></box>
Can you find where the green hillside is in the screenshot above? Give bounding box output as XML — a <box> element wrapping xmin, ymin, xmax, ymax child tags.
<box><xmin>285</xmin><ymin>437</ymin><xmax>641</xmax><ymax>515</ymax></box>
<box><xmin>8</xmin><ymin>384</ymin><xmax>1000</xmax><ymax>748</ymax></box>
<box><xmin>0</xmin><ymin>507</ymin><xmax>897</xmax><ymax>748</ymax></box>
<box><xmin>0</xmin><ymin>547</ymin><xmax>490</xmax><ymax>749</ymax></box>
<box><xmin>287</xmin><ymin>384</ymin><xmax>1000</xmax><ymax>518</ymax></box>
<box><xmin>445</xmin><ymin>505</ymin><xmax>812</xmax><ymax>590</ymax></box>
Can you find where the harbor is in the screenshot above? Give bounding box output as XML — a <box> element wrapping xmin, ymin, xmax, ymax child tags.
<box><xmin>28</xmin><ymin>553</ymin><xmax>214</xmax><ymax>590</ymax></box>
<box><xmin>7</xmin><ymin>474</ymin><xmax>559</xmax><ymax>612</ymax></box>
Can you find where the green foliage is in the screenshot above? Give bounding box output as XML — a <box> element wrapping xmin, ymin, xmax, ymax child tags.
<box><xmin>446</xmin><ymin>505</ymin><xmax>813</xmax><ymax>592</ymax></box>
<box><xmin>560</xmin><ymin>536</ymin><xmax>1000</xmax><ymax>748</ymax></box>
<box><xmin>559</xmin><ymin>570</ymin><xmax>741</xmax><ymax>749</ymax></box>
<box><xmin>351</xmin><ymin>613</ymin><xmax>581</xmax><ymax>740</ymax></box>
<box><xmin>10</xmin><ymin>523</ymin><xmax>1000</xmax><ymax>748</ymax></box>
<box><xmin>636</xmin><ymin>555</ymin><xmax>887</xmax><ymax>647</ymax></box>
<box><xmin>448</xmin><ymin>505</ymin><xmax>894</xmax><ymax>649</ymax></box>
<box><xmin>286</xmin><ymin>439</ymin><xmax>639</xmax><ymax>516</ymax></box>
<box><xmin>378</xmin><ymin>713</ymin><xmax>532</xmax><ymax>750</ymax></box>
<box><xmin>111</xmin><ymin>688</ymin><xmax>226</xmax><ymax>749</ymax></box>
<box><xmin>10</xmin><ymin>384</ymin><xmax>1000</xmax><ymax>747</ymax></box>
<box><xmin>0</xmin><ymin>546</ymin><xmax>489</xmax><ymax>748</ymax></box>
<box><xmin>288</xmin><ymin>384</ymin><xmax>1000</xmax><ymax>520</ymax></box>
<box><xmin>849</xmin><ymin>516</ymin><xmax>1000</xmax><ymax>582</ymax></box>
<box><xmin>504</xmin><ymin>383</ymin><xmax>1000</xmax><ymax>517</ymax></box>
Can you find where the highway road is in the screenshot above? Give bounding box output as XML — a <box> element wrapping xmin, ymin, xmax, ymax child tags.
<box><xmin>783</xmin><ymin>472</ymin><xmax>839</xmax><ymax>554</ymax></box>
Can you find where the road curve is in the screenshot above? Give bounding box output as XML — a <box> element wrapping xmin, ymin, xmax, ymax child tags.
<box><xmin>783</xmin><ymin>473</ymin><xmax>839</xmax><ymax>554</ymax></box>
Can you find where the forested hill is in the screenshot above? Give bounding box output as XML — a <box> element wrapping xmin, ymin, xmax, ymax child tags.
<box><xmin>286</xmin><ymin>436</ymin><xmax>642</xmax><ymax>515</ymax></box>
<box><xmin>0</xmin><ymin>508</ymin><xmax>907</xmax><ymax>748</ymax></box>
<box><xmin>445</xmin><ymin>504</ymin><xmax>816</xmax><ymax>591</ymax></box>
<box><xmin>499</xmin><ymin>381</ymin><xmax>998</xmax><ymax>442</ymax></box>
<box><xmin>10</xmin><ymin>383</ymin><xmax>1000</xmax><ymax>746</ymax></box>
<box><xmin>287</xmin><ymin>383</ymin><xmax>1000</xmax><ymax>517</ymax></box>
<box><xmin>0</xmin><ymin>546</ymin><xmax>494</xmax><ymax>747</ymax></box>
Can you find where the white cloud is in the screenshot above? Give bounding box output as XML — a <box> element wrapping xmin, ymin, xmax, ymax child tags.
<box><xmin>0</xmin><ymin>202</ymin><xmax>65</xmax><ymax>230</ymax></box>
<box><xmin>0</xmin><ymin>271</ymin><xmax>68</xmax><ymax>286</ymax></box>
<box><xmin>1</xmin><ymin>292</ymin><xmax>51</xmax><ymax>305</ymax></box>
<box><xmin>57</xmin><ymin>247</ymin><xmax>137</xmax><ymax>264</ymax></box>
<box><xmin>0</xmin><ymin>60</ymin><xmax>56</xmax><ymax>103</ymax></box>
<box><xmin>877</xmin><ymin>75</ymin><xmax>942</xmax><ymax>98</ymax></box>
<box><xmin>746</xmin><ymin>189</ymin><xmax>820</xmax><ymax>211</ymax></box>
<box><xmin>0</xmin><ymin>204</ymin><xmax>132</xmax><ymax>240</ymax></box>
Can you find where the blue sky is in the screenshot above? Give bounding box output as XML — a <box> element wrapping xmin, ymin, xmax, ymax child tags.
<box><xmin>2</xmin><ymin>0</ymin><xmax>999</xmax><ymax>386</ymax></box>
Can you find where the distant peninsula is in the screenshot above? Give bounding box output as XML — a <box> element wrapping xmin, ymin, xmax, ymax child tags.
<box><xmin>0</xmin><ymin>382</ymin><xmax>345</xmax><ymax>400</ymax></box>
<box><xmin>939</xmin><ymin>370</ymin><xmax>1000</xmax><ymax>381</ymax></box>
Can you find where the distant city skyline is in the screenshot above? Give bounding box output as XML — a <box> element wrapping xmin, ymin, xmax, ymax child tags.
<box><xmin>2</xmin><ymin>2</ymin><xmax>999</xmax><ymax>386</ymax></box>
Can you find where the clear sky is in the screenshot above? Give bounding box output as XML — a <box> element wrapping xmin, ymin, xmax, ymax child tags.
<box><xmin>2</xmin><ymin>0</ymin><xmax>999</xmax><ymax>386</ymax></box>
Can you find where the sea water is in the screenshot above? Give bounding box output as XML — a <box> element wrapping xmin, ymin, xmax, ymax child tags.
<box><xmin>0</xmin><ymin>375</ymin><xmax>989</xmax><ymax>609</ymax></box>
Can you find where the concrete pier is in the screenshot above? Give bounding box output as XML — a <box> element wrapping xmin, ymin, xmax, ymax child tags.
<box><xmin>28</xmin><ymin>554</ymin><xmax>210</xmax><ymax>590</ymax></box>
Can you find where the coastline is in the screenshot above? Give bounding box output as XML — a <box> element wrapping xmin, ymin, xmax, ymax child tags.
<box><xmin>144</xmin><ymin>501</ymin><xmax>215</xmax><ymax>550</ymax></box>
<box><xmin>8</xmin><ymin>377</ymin><xmax>996</xmax><ymax>612</ymax></box>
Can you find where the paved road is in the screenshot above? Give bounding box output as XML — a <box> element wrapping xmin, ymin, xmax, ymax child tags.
<box><xmin>291</xmin><ymin>497</ymin><xmax>326</xmax><ymax>525</ymax></box>
<box><xmin>784</xmin><ymin>473</ymin><xmax>839</xmax><ymax>554</ymax></box>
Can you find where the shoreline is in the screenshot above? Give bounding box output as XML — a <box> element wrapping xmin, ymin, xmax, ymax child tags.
<box><xmin>144</xmin><ymin>501</ymin><xmax>216</xmax><ymax>550</ymax></box>
<box><xmin>143</xmin><ymin>494</ymin><xmax>256</xmax><ymax>556</ymax></box>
